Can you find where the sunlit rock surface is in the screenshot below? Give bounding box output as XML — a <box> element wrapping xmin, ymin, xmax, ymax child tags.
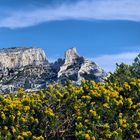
<box><xmin>0</xmin><ymin>47</ymin><xmax>47</xmax><ymax>68</ymax></box>
<box><xmin>0</xmin><ymin>47</ymin><xmax>106</xmax><ymax>93</ymax></box>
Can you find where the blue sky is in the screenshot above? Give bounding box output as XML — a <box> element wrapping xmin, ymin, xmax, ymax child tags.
<box><xmin>0</xmin><ymin>0</ymin><xmax>140</xmax><ymax>72</ymax></box>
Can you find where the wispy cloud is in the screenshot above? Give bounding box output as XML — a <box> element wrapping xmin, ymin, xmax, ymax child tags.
<box><xmin>91</xmin><ymin>52</ymin><xmax>139</xmax><ymax>72</ymax></box>
<box><xmin>0</xmin><ymin>0</ymin><xmax>140</xmax><ymax>28</ymax></box>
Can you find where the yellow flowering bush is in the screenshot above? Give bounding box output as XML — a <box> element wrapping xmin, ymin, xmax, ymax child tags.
<box><xmin>0</xmin><ymin>77</ymin><xmax>139</xmax><ymax>139</ymax></box>
<box><xmin>75</xmin><ymin>79</ymin><xmax>140</xmax><ymax>140</ymax></box>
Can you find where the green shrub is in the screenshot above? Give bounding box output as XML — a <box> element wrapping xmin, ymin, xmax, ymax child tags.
<box><xmin>0</xmin><ymin>78</ymin><xmax>140</xmax><ymax>139</ymax></box>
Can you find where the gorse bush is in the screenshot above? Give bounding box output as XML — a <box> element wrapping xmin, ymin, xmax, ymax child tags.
<box><xmin>0</xmin><ymin>54</ymin><xmax>140</xmax><ymax>140</ymax></box>
<box><xmin>0</xmin><ymin>78</ymin><xmax>140</xmax><ymax>140</ymax></box>
<box><xmin>75</xmin><ymin>79</ymin><xmax>140</xmax><ymax>140</ymax></box>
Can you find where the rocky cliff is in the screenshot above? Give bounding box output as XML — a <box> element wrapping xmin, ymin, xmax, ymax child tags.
<box><xmin>0</xmin><ymin>47</ymin><xmax>106</xmax><ymax>93</ymax></box>
<box><xmin>0</xmin><ymin>47</ymin><xmax>47</xmax><ymax>68</ymax></box>
<box><xmin>58</xmin><ymin>48</ymin><xmax>106</xmax><ymax>83</ymax></box>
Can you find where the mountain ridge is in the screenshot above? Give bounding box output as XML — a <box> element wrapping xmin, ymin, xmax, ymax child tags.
<box><xmin>0</xmin><ymin>47</ymin><xmax>106</xmax><ymax>93</ymax></box>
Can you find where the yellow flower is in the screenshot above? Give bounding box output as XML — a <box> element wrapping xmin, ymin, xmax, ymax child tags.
<box><xmin>24</xmin><ymin>106</ymin><xmax>30</xmax><ymax>112</ymax></box>
<box><xmin>34</xmin><ymin>118</ymin><xmax>39</xmax><ymax>124</ymax></box>
<box><xmin>27</xmin><ymin>131</ymin><xmax>32</xmax><ymax>136</ymax></box>
<box><xmin>17</xmin><ymin>135</ymin><xmax>24</xmax><ymax>140</ymax></box>
<box><xmin>11</xmin><ymin>127</ymin><xmax>16</xmax><ymax>133</ymax></box>
<box><xmin>103</xmin><ymin>103</ymin><xmax>110</xmax><ymax>108</ymax></box>
<box><xmin>117</xmin><ymin>127</ymin><xmax>122</xmax><ymax>133</ymax></box>
<box><xmin>91</xmin><ymin>136</ymin><xmax>96</xmax><ymax>140</ymax></box>
<box><xmin>78</xmin><ymin>122</ymin><xmax>83</xmax><ymax>127</ymax></box>
<box><xmin>45</xmin><ymin>108</ymin><xmax>55</xmax><ymax>117</ymax></box>
<box><xmin>111</xmin><ymin>91</ymin><xmax>119</xmax><ymax>98</ymax></box>
<box><xmin>119</xmin><ymin>119</ymin><xmax>123</xmax><ymax>125</ymax></box>
<box><xmin>119</xmin><ymin>113</ymin><xmax>122</xmax><ymax>118</ymax></box>
<box><xmin>38</xmin><ymin>136</ymin><xmax>44</xmax><ymax>140</ymax></box>
<box><xmin>91</xmin><ymin>81</ymin><xmax>95</xmax><ymax>85</ymax></box>
<box><xmin>130</xmin><ymin>81</ymin><xmax>137</xmax><ymax>86</ymax></box>
<box><xmin>81</xmin><ymin>80</ymin><xmax>86</xmax><ymax>84</ymax></box>
<box><xmin>118</xmin><ymin>100</ymin><xmax>123</xmax><ymax>106</ymax></box>
<box><xmin>81</xmin><ymin>96</ymin><xmax>86</xmax><ymax>99</ymax></box>
<box><xmin>122</xmin><ymin>123</ymin><xmax>127</xmax><ymax>128</ymax></box>
<box><xmin>1</xmin><ymin>112</ymin><xmax>6</xmax><ymax>120</ymax></box>
<box><xmin>76</xmin><ymin>110</ymin><xmax>81</xmax><ymax>116</ymax></box>
<box><xmin>104</xmin><ymin>123</ymin><xmax>110</xmax><ymax>129</ymax></box>
<box><xmin>133</xmin><ymin>123</ymin><xmax>138</xmax><ymax>128</ymax></box>
<box><xmin>4</xmin><ymin>126</ymin><xmax>8</xmax><ymax>130</ymax></box>
<box><xmin>30</xmin><ymin>116</ymin><xmax>34</xmax><ymax>123</ymax></box>
<box><xmin>97</xmin><ymin>115</ymin><xmax>101</xmax><ymax>119</ymax></box>
<box><xmin>132</xmin><ymin>105</ymin><xmax>136</xmax><ymax>109</ymax></box>
<box><xmin>123</xmin><ymin>119</ymin><xmax>127</xmax><ymax>124</ymax></box>
<box><xmin>89</xmin><ymin>110</ymin><xmax>97</xmax><ymax>117</ymax></box>
<box><xmin>56</xmin><ymin>90</ymin><xmax>64</xmax><ymax>98</ymax></box>
<box><xmin>85</xmin><ymin>95</ymin><xmax>91</xmax><ymax>100</ymax></box>
<box><xmin>32</xmin><ymin>136</ymin><xmax>37</xmax><ymax>140</ymax></box>
<box><xmin>77</xmin><ymin>116</ymin><xmax>82</xmax><ymax>120</ymax></box>
<box><xmin>105</xmin><ymin>133</ymin><xmax>112</xmax><ymax>138</ymax></box>
<box><xmin>85</xmin><ymin>134</ymin><xmax>90</xmax><ymax>140</ymax></box>
<box><xmin>32</xmin><ymin>136</ymin><xmax>44</xmax><ymax>140</ymax></box>
<box><xmin>120</xmin><ymin>95</ymin><xmax>123</xmax><ymax>100</ymax></box>
<box><xmin>105</xmin><ymin>96</ymin><xmax>110</xmax><ymax>102</ymax></box>
<box><xmin>87</xmin><ymin>130</ymin><xmax>91</xmax><ymax>134</ymax></box>
<box><xmin>91</xmin><ymin>102</ymin><xmax>96</xmax><ymax>105</ymax></box>
<box><xmin>22</xmin><ymin>132</ymin><xmax>28</xmax><ymax>138</ymax></box>
<box><xmin>84</xmin><ymin>119</ymin><xmax>89</xmax><ymax>124</ymax></box>
<box><xmin>11</xmin><ymin>115</ymin><xmax>15</xmax><ymax>121</ymax></box>
<box><xmin>138</xmin><ymin>112</ymin><xmax>140</xmax><ymax>119</ymax></box>
<box><xmin>124</xmin><ymin>82</ymin><xmax>131</xmax><ymax>90</ymax></box>
<box><xmin>17</xmin><ymin>111</ymin><xmax>21</xmax><ymax>116</ymax></box>
<box><xmin>131</xmin><ymin>135</ymin><xmax>135</xmax><ymax>139</ymax></box>
<box><xmin>21</xmin><ymin>117</ymin><xmax>27</xmax><ymax>123</ymax></box>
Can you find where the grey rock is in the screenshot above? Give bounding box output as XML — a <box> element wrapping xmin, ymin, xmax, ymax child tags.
<box><xmin>0</xmin><ymin>47</ymin><xmax>47</xmax><ymax>68</ymax></box>
<box><xmin>0</xmin><ymin>47</ymin><xmax>107</xmax><ymax>93</ymax></box>
<box><xmin>58</xmin><ymin>48</ymin><xmax>106</xmax><ymax>83</ymax></box>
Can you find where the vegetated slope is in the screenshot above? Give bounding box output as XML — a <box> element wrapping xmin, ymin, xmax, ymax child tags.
<box><xmin>0</xmin><ymin>54</ymin><xmax>140</xmax><ymax>140</ymax></box>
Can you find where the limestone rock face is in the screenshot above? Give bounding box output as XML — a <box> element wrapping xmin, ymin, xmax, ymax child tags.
<box><xmin>78</xmin><ymin>59</ymin><xmax>106</xmax><ymax>82</ymax></box>
<box><xmin>0</xmin><ymin>47</ymin><xmax>107</xmax><ymax>93</ymax></box>
<box><xmin>0</xmin><ymin>47</ymin><xmax>47</xmax><ymax>68</ymax></box>
<box><xmin>65</xmin><ymin>48</ymin><xmax>79</xmax><ymax>64</ymax></box>
<box><xmin>58</xmin><ymin>48</ymin><xmax>80</xmax><ymax>78</ymax></box>
<box><xmin>58</xmin><ymin>48</ymin><xmax>106</xmax><ymax>83</ymax></box>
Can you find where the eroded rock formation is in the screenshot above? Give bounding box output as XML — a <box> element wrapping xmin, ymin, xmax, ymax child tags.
<box><xmin>58</xmin><ymin>48</ymin><xmax>106</xmax><ymax>83</ymax></box>
<box><xmin>0</xmin><ymin>47</ymin><xmax>47</xmax><ymax>68</ymax></box>
<box><xmin>0</xmin><ymin>47</ymin><xmax>107</xmax><ymax>93</ymax></box>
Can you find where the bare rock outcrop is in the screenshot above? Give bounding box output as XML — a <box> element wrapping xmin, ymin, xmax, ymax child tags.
<box><xmin>0</xmin><ymin>47</ymin><xmax>47</xmax><ymax>68</ymax></box>
<box><xmin>0</xmin><ymin>47</ymin><xmax>107</xmax><ymax>93</ymax></box>
<box><xmin>58</xmin><ymin>48</ymin><xmax>106</xmax><ymax>83</ymax></box>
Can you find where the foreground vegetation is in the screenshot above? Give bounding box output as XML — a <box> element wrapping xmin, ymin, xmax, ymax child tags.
<box><xmin>0</xmin><ymin>54</ymin><xmax>140</xmax><ymax>140</ymax></box>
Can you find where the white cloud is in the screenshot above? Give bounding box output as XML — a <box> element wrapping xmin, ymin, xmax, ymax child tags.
<box><xmin>0</xmin><ymin>0</ymin><xmax>140</xmax><ymax>28</ymax></box>
<box><xmin>91</xmin><ymin>52</ymin><xmax>139</xmax><ymax>72</ymax></box>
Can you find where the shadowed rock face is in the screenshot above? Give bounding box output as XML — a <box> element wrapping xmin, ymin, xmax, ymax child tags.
<box><xmin>0</xmin><ymin>47</ymin><xmax>107</xmax><ymax>93</ymax></box>
<box><xmin>0</xmin><ymin>47</ymin><xmax>47</xmax><ymax>68</ymax></box>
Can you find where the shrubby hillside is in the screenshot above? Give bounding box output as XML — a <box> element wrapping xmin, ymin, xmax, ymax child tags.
<box><xmin>0</xmin><ymin>54</ymin><xmax>140</xmax><ymax>140</ymax></box>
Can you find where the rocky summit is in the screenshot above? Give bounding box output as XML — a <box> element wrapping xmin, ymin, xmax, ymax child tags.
<box><xmin>0</xmin><ymin>47</ymin><xmax>106</xmax><ymax>93</ymax></box>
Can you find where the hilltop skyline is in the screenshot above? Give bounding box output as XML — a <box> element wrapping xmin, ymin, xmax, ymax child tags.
<box><xmin>0</xmin><ymin>0</ymin><xmax>140</xmax><ymax>72</ymax></box>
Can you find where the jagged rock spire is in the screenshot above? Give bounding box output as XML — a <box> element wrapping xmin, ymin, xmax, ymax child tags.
<box><xmin>64</xmin><ymin>48</ymin><xmax>79</xmax><ymax>64</ymax></box>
